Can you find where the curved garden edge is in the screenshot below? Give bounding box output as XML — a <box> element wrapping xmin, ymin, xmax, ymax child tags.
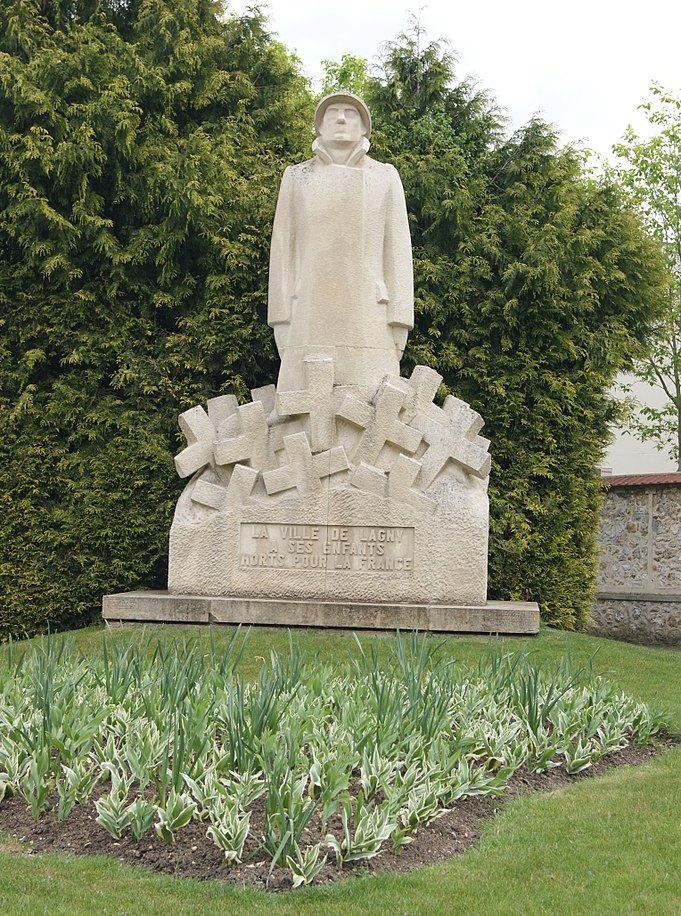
<box><xmin>0</xmin><ymin>736</ymin><xmax>676</xmax><ymax>893</ymax></box>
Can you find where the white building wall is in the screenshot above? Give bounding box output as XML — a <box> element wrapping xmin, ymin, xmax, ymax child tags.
<box><xmin>603</xmin><ymin>376</ymin><xmax>677</xmax><ymax>475</ymax></box>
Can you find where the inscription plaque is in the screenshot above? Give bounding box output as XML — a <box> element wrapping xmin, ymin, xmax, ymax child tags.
<box><xmin>239</xmin><ymin>523</ymin><xmax>415</xmax><ymax>573</ymax></box>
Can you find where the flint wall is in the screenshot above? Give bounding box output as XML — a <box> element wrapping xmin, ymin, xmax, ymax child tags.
<box><xmin>593</xmin><ymin>475</ymin><xmax>681</xmax><ymax>646</ymax></box>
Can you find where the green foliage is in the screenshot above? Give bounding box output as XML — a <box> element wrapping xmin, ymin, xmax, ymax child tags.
<box><xmin>285</xmin><ymin>841</ymin><xmax>327</xmax><ymax>889</ymax></box>
<box><xmin>320</xmin><ymin>53</ymin><xmax>368</xmax><ymax>97</ymax></box>
<box><xmin>154</xmin><ymin>788</ymin><xmax>196</xmax><ymax>843</ymax></box>
<box><xmin>613</xmin><ymin>85</ymin><xmax>681</xmax><ymax>469</ymax></box>
<box><xmin>0</xmin><ymin>0</ymin><xmax>313</xmax><ymax>638</ymax></box>
<box><xmin>365</xmin><ymin>32</ymin><xmax>666</xmax><ymax>627</ymax></box>
<box><xmin>205</xmin><ymin>797</ymin><xmax>250</xmax><ymax>862</ymax></box>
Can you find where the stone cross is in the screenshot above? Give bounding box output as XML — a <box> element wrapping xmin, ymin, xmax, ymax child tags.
<box><xmin>174</xmin><ymin>394</ymin><xmax>238</xmax><ymax>478</ymax></box>
<box><xmin>250</xmin><ymin>384</ymin><xmax>276</xmax><ymax>417</ymax></box>
<box><xmin>263</xmin><ymin>432</ymin><xmax>349</xmax><ymax>496</ymax></box>
<box><xmin>250</xmin><ymin>383</ymin><xmax>305</xmax><ymax>453</ymax></box>
<box><xmin>214</xmin><ymin>401</ymin><xmax>276</xmax><ymax>471</ymax></box>
<box><xmin>337</xmin><ymin>381</ymin><xmax>422</xmax><ymax>465</ymax></box>
<box><xmin>275</xmin><ymin>358</ymin><xmax>335</xmax><ymax>452</ymax></box>
<box><xmin>191</xmin><ymin>464</ymin><xmax>259</xmax><ymax>510</ymax></box>
<box><xmin>389</xmin><ymin>365</ymin><xmax>443</xmax><ymax>423</ymax></box>
<box><xmin>350</xmin><ymin>455</ymin><xmax>435</xmax><ymax>511</ymax></box>
<box><xmin>412</xmin><ymin>395</ymin><xmax>491</xmax><ymax>488</ymax></box>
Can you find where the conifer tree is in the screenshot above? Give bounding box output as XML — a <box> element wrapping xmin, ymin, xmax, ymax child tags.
<box><xmin>0</xmin><ymin>0</ymin><xmax>313</xmax><ymax>638</ymax></box>
<box><xmin>363</xmin><ymin>32</ymin><xmax>665</xmax><ymax>627</ymax></box>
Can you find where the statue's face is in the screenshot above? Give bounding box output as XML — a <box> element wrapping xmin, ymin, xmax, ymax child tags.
<box><xmin>319</xmin><ymin>103</ymin><xmax>365</xmax><ymax>149</ymax></box>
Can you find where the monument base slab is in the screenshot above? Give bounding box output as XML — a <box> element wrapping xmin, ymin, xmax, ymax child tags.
<box><xmin>102</xmin><ymin>591</ymin><xmax>540</xmax><ymax>635</ymax></box>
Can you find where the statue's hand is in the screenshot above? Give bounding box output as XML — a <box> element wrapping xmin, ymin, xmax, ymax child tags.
<box><xmin>392</xmin><ymin>326</ymin><xmax>408</xmax><ymax>356</ymax></box>
<box><xmin>273</xmin><ymin>324</ymin><xmax>290</xmax><ymax>352</ymax></box>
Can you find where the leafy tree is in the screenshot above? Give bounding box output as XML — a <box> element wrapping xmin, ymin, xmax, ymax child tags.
<box><xmin>613</xmin><ymin>85</ymin><xmax>681</xmax><ymax>469</ymax></box>
<box><xmin>320</xmin><ymin>53</ymin><xmax>368</xmax><ymax>97</ymax></box>
<box><xmin>362</xmin><ymin>31</ymin><xmax>665</xmax><ymax>627</ymax></box>
<box><xmin>0</xmin><ymin>0</ymin><xmax>313</xmax><ymax>638</ymax></box>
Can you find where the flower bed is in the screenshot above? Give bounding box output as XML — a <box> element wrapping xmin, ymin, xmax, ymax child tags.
<box><xmin>0</xmin><ymin>632</ymin><xmax>667</xmax><ymax>889</ymax></box>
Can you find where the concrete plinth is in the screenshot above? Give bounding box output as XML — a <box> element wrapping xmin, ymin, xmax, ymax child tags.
<box><xmin>102</xmin><ymin>590</ymin><xmax>540</xmax><ymax>635</ymax></box>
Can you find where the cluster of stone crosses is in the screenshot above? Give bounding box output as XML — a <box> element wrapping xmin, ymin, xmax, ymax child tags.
<box><xmin>174</xmin><ymin>361</ymin><xmax>491</xmax><ymax>513</ymax></box>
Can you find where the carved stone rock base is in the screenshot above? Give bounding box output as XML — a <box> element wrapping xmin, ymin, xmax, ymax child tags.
<box><xmin>167</xmin><ymin>365</ymin><xmax>492</xmax><ymax>608</ymax></box>
<box><xmin>168</xmin><ymin>481</ymin><xmax>488</xmax><ymax>605</ymax></box>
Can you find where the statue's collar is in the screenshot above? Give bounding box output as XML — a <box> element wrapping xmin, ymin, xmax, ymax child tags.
<box><xmin>312</xmin><ymin>136</ymin><xmax>370</xmax><ymax>167</ymax></box>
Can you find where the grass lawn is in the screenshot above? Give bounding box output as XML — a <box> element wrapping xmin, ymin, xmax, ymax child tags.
<box><xmin>1</xmin><ymin>623</ymin><xmax>679</xmax><ymax>915</ymax></box>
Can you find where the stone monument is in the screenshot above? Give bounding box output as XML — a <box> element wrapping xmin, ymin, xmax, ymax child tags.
<box><xmin>103</xmin><ymin>92</ymin><xmax>539</xmax><ymax>634</ymax></box>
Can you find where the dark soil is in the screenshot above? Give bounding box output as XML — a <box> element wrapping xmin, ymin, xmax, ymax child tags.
<box><xmin>0</xmin><ymin>736</ymin><xmax>676</xmax><ymax>892</ymax></box>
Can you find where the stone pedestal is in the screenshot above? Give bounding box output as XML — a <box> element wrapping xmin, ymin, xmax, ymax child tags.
<box><xmin>168</xmin><ymin>364</ymin><xmax>491</xmax><ymax>604</ymax></box>
<box><xmin>103</xmin><ymin>364</ymin><xmax>539</xmax><ymax>635</ymax></box>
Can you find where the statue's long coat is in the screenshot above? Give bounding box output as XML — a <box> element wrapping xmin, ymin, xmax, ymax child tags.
<box><xmin>268</xmin><ymin>141</ymin><xmax>413</xmax><ymax>392</ymax></box>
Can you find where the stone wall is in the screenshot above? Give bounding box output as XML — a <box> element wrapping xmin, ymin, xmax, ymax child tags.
<box><xmin>593</xmin><ymin>475</ymin><xmax>681</xmax><ymax>646</ymax></box>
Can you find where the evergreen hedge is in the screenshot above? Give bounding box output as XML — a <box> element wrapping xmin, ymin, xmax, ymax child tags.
<box><xmin>367</xmin><ymin>37</ymin><xmax>665</xmax><ymax>627</ymax></box>
<box><xmin>0</xmin><ymin>1</ymin><xmax>312</xmax><ymax>637</ymax></box>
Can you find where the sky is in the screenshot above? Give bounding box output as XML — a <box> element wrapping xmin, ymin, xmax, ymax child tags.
<box><xmin>232</xmin><ymin>0</ymin><xmax>681</xmax><ymax>159</ymax></box>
